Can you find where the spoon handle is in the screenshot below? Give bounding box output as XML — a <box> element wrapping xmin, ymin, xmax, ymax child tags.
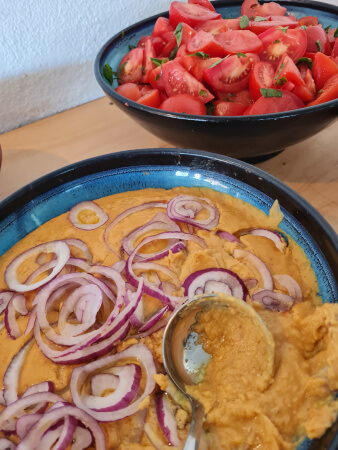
<box><xmin>184</xmin><ymin>400</ymin><xmax>205</xmax><ymax>450</ymax></box>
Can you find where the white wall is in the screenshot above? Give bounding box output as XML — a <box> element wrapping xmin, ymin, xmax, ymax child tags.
<box><xmin>0</xmin><ymin>0</ymin><xmax>336</xmax><ymax>133</ymax></box>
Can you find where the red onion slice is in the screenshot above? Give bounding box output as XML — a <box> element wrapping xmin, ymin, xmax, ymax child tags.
<box><xmin>138</xmin><ymin>306</ymin><xmax>169</xmax><ymax>332</ymax></box>
<box><xmin>5</xmin><ymin>241</ymin><xmax>70</xmax><ymax>292</ymax></box>
<box><xmin>125</xmin><ymin>288</ymin><xmax>144</xmax><ymax>328</ymax></box>
<box><xmin>233</xmin><ymin>248</ymin><xmax>273</xmax><ymax>291</ymax></box>
<box><xmin>273</xmin><ymin>275</ymin><xmax>303</xmax><ymax>302</ymax></box>
<box><xmin>0</xmin><ymin>291</ymin><xmax>15</xmax><ymax>315</ymax></box>
<box><xmin>156</xmin><ymin>393</ymin><xmax>181</xmax><ymax>447</ymax></box>
<box><xmin>22</xmin><ymin>381</ymin><xmax>54</xmax><ymax>398</ymax></box>
<box><xmin>252</xmin><ymin>290</ymin><xmax>295</xmax><ymax>312</ymax></box>
<box><xmin>16</xmin><ymin>414</ymin><xmax>42</xmax><ymax>439</ymax></box>
<box><xmin>68</xmin><ymin>201</ymin><xmax>108</xmax><ymax>231</ymax></box>
<box><xmin>4</xmin><ymin>294</ymin><xmax>27</xmax><ymax>340</ymax></box>
<box><xmin>183</xmin><ymin>268</ymin><xmax>247</xmax><ymax>301</ymax></box>
<box><xmin>244</xmin><ymin>278</ymin><xmax>258</xmax><ymax>290</ymax></box>
<box><xmin>217</xmin><ymin>230</ymin><xmax>240</xmax><ymax>243</ymax></box>
<box><xmin>0</xmin><ymin>438</ymin><xmax>15</xmax><ymax>449</ymax></box>
<box><xmin>16</xmin><ymin>405</ymin><xmax>105</xmax><ymax>450</ymax></box>
<box><xmin>63</xmin><ymin>238</ymin><xmax>93</xmax><ymax>262</ymax></box>
<box><xmin>167</xmin><ymin>195</ymin><xmax>219</xmax><ymax>230</ymax></box>
<box><xmin>0</xmin><ymin>390</ymin><xmax>4</xmax><ymax>406</ymax></box>
<box><xmin>70</xmin><ymin>343</ymin><xmax>156</xmax><ymax>422</ymax></box>
<box><xmin>71</xmin><ymin>424</ymin><xmax>94</xmax><ymax>450</ymax></box>
<box><xmin>240</xmin><ymin>228</ymin><xmax>287</xmax><ymax>252</ymax></box>
<box><xmin>91</xmin><ymin>374</ymin><xmax>119</xmax><ymax>396</ymax></box>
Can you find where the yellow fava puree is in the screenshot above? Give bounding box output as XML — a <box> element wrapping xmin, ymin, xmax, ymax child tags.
<box><xmin>0</xmin><ymin>186</ymin><xmax>337</xmax><ymax>449</ymax></box>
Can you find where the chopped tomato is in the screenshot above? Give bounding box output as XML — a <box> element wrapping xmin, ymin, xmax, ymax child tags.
<box><xmin>118</xmin><ymin>48</ymin><xmax>144</xmax><ymax>84</ymax></box>
<box><xmin>148</xmin><ymin>66</ymin><xmax>166</xmax><ymax>91</ymax></box>
<box><xmin>196</xmin><ymin>19</ymin><xmax>228</xmax><ymax>35</ymax></box>
<box><xmin>161</xmin><ymin>39</ymin><xmax>177</xmax><ymax>58</ymax></box>
<box><xmin>176</xmin><ymin>44</ymin><xmax>188</xmax><ymax>58</ymax></box>
<box><xmin>298</xmin><ymin>16</ymin><xmax>318</xmax><ymax>27</ymax></box>
<box><xmin>274</xmin><ymin>54</ymin><xmax>304</xmax><ymax>86</ymax></box>
<box><xmin>137</xmin><ymin>89</ymin><xmax>161</xmax><ymax>108</ymax></box>
<box><xmin>215</xmin><ymin>89</ymin><xmax>253</xmax><ymax>106</ymax></box>
<box><xmin>159</xmin><ymin>93</ymin><xmax>207</xmax><ymax>114</ymax></box>
<box><xmin>187</xmin><ymin>30</ymin><xmax>225</xmax><ymax>57</ymax></box>
<box><xmin>307</xmin><ymin>73</ymin><xmax>338</xmax><ymax>106</ymax></box>
<box><xmin>222</xmin><ymin>19</ymin><xmax>242</xmax><ymax>31</ymax></box>
<box><xmin>249</xmin><ymin>16</ymin><xmax>298</xmax><ymax>35</ymax></box>
<box><xmin>142</xmin><ymin>38</ymin><xmax>156</xmax><ymax>83</ymax></box>
<box><xmin>256</xmin><ymin>2</ymin><xmax>286</xmax><ymax>17</ymax></box>
<box><xmin>188</xmin><ymin>0</ymin><xmax>216</xmax><ymax>12</ymax></box>
<box><xmin>191</xmin><ymin>57</ymin><xmax>222</xmax><ymax>81</ymax></box>
<box><xmin>327</xmin><ymin>28</ymin><xmax>337</xmax><ymax>45</ymax></box>
<box><xmin>305</xmin><ymin>26</ymin><xmax>331</xmax><ymax>55</ymax></box>
<box><xmin>332</xmin><ymin>39</ymin><xmax>338</xmax><ymax>64</ymax></box>
<box><xmin>115</xmin><ymin>83</ymin><xmax>141</xmax><ymax>101</ymax></box>
<box><xmin>203</xmin><ymin>54</ymin><xmax>258</xmax><ymax>93</ymax></box>
<box><xmin>244</xmin><ymin>90</ymin><xmax>304</xmax><ymax>115</ymax></box>
<box><xmin>152</xmin><ymin>17</ymin><xmax>174</xmax><ymax>38</ymax></box>
<box><xmin>169</xmin><ymin>1</ymin><xmax>221</xmax><ymax>28</ymax></box>
<box><xmin>152</xmin><ymin>37</ymin><xmax>167</xmax><ymax>56</ymax></box>
<box><xmin>178</xmin><ymin>53</ymin><xmax>201</xmax><ymax>72</ymax></box>
<box><xmin>312</xmin><ymin>52</ymin><xmax>338</xmax><ymax>90</ymax></box>
<box><xmin>241</xmin><ymin>0</ymin><xmax>259</xmax><ymax>18</ymax></box>
<box><xmin>213</xmin><ymin>100</ymin><xmax>247</xmax><ymax>116</ymax></box>
<box><xmin>179</xmin><ymin>23</ymin><xmax>197</xmax><ymax>46</ymax></box>
<box><xmin>291</xmin><ymin>63</ymin><xmax>316</xmax><ymax>102</ymax></box>
<box><xmin>281</xmin><ymin>80</ymin><xmax>295</xmax><ymax>92</ymax></box>
<box><xmin>259</xmin><ymin>28</ymin><xmax>307</xmax><ymax>68</ymax></box>
<box><xmin>249</xmin><ymin>61</ymin><xmax>275</xmax><ymax>100</ymax></box>
<box><xmin>161</xmin><ymin>60</ymin><xmax>214</xmax><ymax>102</ymax></box>
<box><xmin>216</xmin><ymin>30</ymin><xmax>263</xmax><ymax>54</ymax></box>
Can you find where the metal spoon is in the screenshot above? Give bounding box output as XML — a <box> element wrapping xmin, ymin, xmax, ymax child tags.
<box><xmin>162</xmin><ymin>293</ymin><xmax>275</xmax><ymax>450</ymax></box>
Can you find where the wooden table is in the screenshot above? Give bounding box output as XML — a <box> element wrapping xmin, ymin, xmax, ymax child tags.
<box><xmin>1</xmin><ymin>97</ymin><xmax>337</xmax><ymax>231</ymax></box>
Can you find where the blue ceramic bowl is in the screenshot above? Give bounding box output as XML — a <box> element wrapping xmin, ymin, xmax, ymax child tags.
<box><xmin>94</xmin><ymin>0</ymin><xmax>338</xmax><ymax>161</ymax></box>
<box><xmin>0</xmin><ymin>149</ymin><xmax>337</xmax><ymax>448</ymax></box>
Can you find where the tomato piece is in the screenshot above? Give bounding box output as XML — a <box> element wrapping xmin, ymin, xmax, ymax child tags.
<box><xmin>159</xmin><ymin>93</ymin><xmax>207</xmax><ymax>114</ymax></box>
<box><xmin>187</xmin><ymin>30</ymin><xmax>225</xmax><ymax>57</ymax></box>
<box><xmin>115</xmin><ymin>83</ymin><xmax>141</xmax><ymax>102</ymax></box>
<box><xmin>259</xmin><ymin>28</ymin><xmax>307</xmax><ymax>68</ymax></box>
<box><xmin>213</xmin><ymin>100</ymin><xmax>247</xmax><ymax>116</ymax></box>
<box><xmin>161</xmin><ymin>60</ymin><xmax>214</xmax><ymax>102</ymax></box>
<box><xmin>176</xmin><ymin>44</ymin><xmax>188</xmax><ymax>58</ymax></box>
<box><xmin>241</xmin><ymin>0</ymin><xmax>259</xmax><ymax>18</ymax></box>
<box><xmin>274</xmin><ymin>54</ymin><xmax>304</xmax><ymax>87</ymax></box>
<box><xmin>216</xmin><ymin>30</ymin><xmax>263</xmax><ymax>54</ymax></box>
<box><xmin>179</xmin><ymin>53</ymin><xmax>201</xmax><ymax>72</ymax></box>
<box><xmin>152</xmin><ymin>37</ymin><xmax>167</xmax><ymax>56</ymax></box>
<box><xmin>256</xmin><ymin>2</ymin><xmax>286</xmax><ymax>17</ymax></box>
<box><xmin>148</xmin><ymin>66</ymin><xmax>166</xmax><ymax>91</ymax></box>
<box><xmin>180</xmin><ymin>23</ymin><xmax>197</xmax><ymax>45</ymax></box>
<box><xmin>161</xmin><ymin>38</ymin><xmax>177</xmax><ymax>58</ymax></box>
<box><xmin>188</xmin><ymin>0</ymin><xmax>216</xmax><ymax>12</ymax></box>
<box><xmin>290</xmin><ymin>63</ymin><xmax>315</xmax><ymax>102</ymax></box>
<box><xmin>137</xmin><ymin>89</ymin><xmax>161</xmax><ymax>108</ymax></box>
<box><xmin>281</xmin><ymin>80</ymin><xmax>295</xmax><ymax>91</ymax></box>
<box><xmin>307</xmin><ymin>73</ymin><xmax>338</xmax><ymax>106</ymax></box>
<box><xmin>203</xmin><ymin>53</ymin><xmax>257</xmax><ymax>93</ymax></box>
<box><xmin>139</xmin><ymin>85</ymin><xmax>153</xmax><ymax>95</ymax></box>
<box><xmin>332</xmin><ymin>39</ymin><xmax>338</xmax><ymax>64</ymax></box>
<box><xmin>312</xmin><ymin>52</ymin><xmax>338</xmax><ymax>90</ymax></box>
<box><xmin>244</xmin><ymin>91</ymin><xmax>304</xmax><ymax>115</ymax></box>
<box><xmin>327</xmin><ymin>28</ymin><xmax>337</xmax><ymax>45</ymax></box>
<box><xmin>191</xmin><ymin>57</ymin><xmax>222</xmax><ymax>81</ymax></box>
<box><xmin>118</xmin><ymin>48</ymin><xmax>144</xmax><ymax>84</ymax></box>
<box><xmin>196</xmin><ymin>19</ymin><xmax>229</xmax><ymax>35</ymax></box>
<box><xmin>250</xmin><ymin>16</ymin><xmax>298</xmax><ymax>35</ymax></box>
<box><xmin>152</xmin><ymin>17</ymin><xmax>174</xmax><ymax>38</ymax></box>
<box><xmin>305</xmin><ymin>26</ymin><xmax>331</xmax><ymax>55</ymax></box>
<box><xmin>249</xmin><ymin>61</ymin><xmax>275</xmax><ymax>100</ymax></box>
<box><xmin>142</xmin><ymin>38</ymin><xmax>156</xmax><ymax>83</ymax></box>
<box><xmin>298</xmin><ymin>16</ymin><xmax>318</xmax><ymax>27</ymax></box>
<box><xmin>169</xmin><ymin>1</ymin><xmax>221</xmax><ymax>28</ymax></box>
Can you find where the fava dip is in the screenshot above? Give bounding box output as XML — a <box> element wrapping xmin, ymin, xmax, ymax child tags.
<box><xmin>0</xmin><ymin>187</ymin><xmax>337</xmax><ymax>449</ymax></box>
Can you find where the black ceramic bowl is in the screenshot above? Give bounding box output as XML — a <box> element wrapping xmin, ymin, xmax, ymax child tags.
<box><xmin>0</xmin><ymin>149</ymin><xmax>337</xmax><ymax>448</ymax></box>
<box><xmin>94</xmin><ymin>0</ymin><xmax>338</xmax><ymax>161</ymax></box>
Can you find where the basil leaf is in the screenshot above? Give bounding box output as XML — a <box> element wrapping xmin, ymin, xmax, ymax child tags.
<box><xmin>274</xmin><ymin>62</ymin><xmax>285</xmax><ymax>80</ymax></box>
<box><xmin>209</xmin><ymin>55</ymin><xmax>230</xmax><ymax>69</ymax></box>
<box><xmin>275</xmin><ymin>76</ymin><xmax>288</xmax><ymax>86</ymax></box>
<box><xmin>225</xmin><ymin>93</ymin><xmax>237</xmax><ymax>102</ymax></box>
<box><xmin>260</xmin><ymin>88</ymin><xmax>283</xmax><ymax>98</ymax></box>
<box><xmin>129</xmin><ymin>44</ymin><xmax>136</xmax><ymax>51</ymax></box>
<box><xmin>155</xmin><ymin>74</ymin><xmax>160</xmax><ymax>81</ymax></box>
<box><xmin>174</xmin><ymin>23</ymin><xmax>183</xmax><ymax>47</ymax></box>
<box><xmin>334</xmin><ymin>28</ymin><xmax>338</xmax><ymax>38</ymax></box>
<box><xmin>116</xmin><ymin>62</ymin><xmax>126</xmax><ymax>79</ymax></box>
<box><xmin>121</xmin><ymin>30</ymin><xmax>125</xmax><ymax>39</ymax></box>
<box><xmin>301</xmin><ymin>25</ymin><xmax>307</xmax><ymax>30</ymax></box>
<box><xmin>324</xmin><ymin>25</ymin><xmax>331</xmax><ymax>33</ymax></box>
<box><xmin>150</xmin><ymin>57</ymin><xmax>168</xmax><ymax>67</ymax></box>
<box><xmin>316</xmin><ymin>40</ymin><xmax>322</xmax><ymax>52</ymax></box>
<box><xmin>169</xmin><ymin>46</ymin><xmax>179</xmax><ymax>60</ymax></box>
<box><xmin>254</xmin><ymin>16</ymin><xmax>268</xmax><ymax>22</ymax></box>
<box><xmin>296</xmin><ymin>57</ymin><xmax>313</xmax><ymax>69</ymax></box>
<box><xmin>317</xmin><ymin>89</ymin><xmax>323</xmax><ymax>94</ymax></box>
<box><xmin>239</xmin><ymin>15</ymin><xmax>249</xmax><ymax>29</ymax></box>
<box><xmin>198</xmin><ymin>89</ymin><xmax>208</xmax><ymax>97</ymax></box>
<box><xmin>187</xmin><ymin>52</ymin><xmax>210</xmax><ymax>59</ymax></box>
<box><xmin>276</xmin><ymin>26</ymin><xmax>289</xmax><ymax>33</ymax></box>
<box><xmin>236</xmin><ymin>53</ymin><xmax>247</xmax><ymax>58</ymax></box>
<box><xmin>273</xmin><ymin>40</ymin><xmax>280</xmax><ymax>44</ymax></box>
<box><xmin>103</xmin><ymin>63</ymin><xmax>113</xmax><ymax>85</ymax></box>
<box><xmin>206</xmin><ymin>101</ymin><xmax>215</xmax><ymax>115</ymax></box>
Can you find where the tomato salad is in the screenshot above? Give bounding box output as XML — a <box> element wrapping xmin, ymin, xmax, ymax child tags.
<box><xmin>104</xmin><ymin>0</ymin><xmax>338</xmax><ymax>116</ymax></box>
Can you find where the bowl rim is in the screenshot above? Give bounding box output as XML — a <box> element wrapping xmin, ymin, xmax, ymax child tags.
<box><xmin>94</xmin><ymin>0</ymin><xmax>338</xmax><ymax>121</ymax></box>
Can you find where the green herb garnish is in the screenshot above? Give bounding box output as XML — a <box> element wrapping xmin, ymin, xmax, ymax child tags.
<box><xmin>254</xmin><ymin>16</ymin><xmax>268</xmax><ymax>22</ymax></box>
<box><xmin>301</xmin><ymin>25</ymin><xmax>307</xmax><ymax>30</ymax></box>
<box><xmin>121</xmin><ymin>30</ymin><xmax>125</xmax><ymax>39</ymax></box>
<box><xmin>169</xmin><ymin>46</ymin><xmax>179</xmax><ymax>60</ymax></box>
<box><xmin>239</xmin><ymin>15</ymin><xmax>249</xmax><ymax>29</ymax></box>
<box><xmin>187</xmin><ymin>52</ymin><xmax>210</xmax><ymax>59</ymax></box>
<box><xmin>199</xmin><ymin>89</ymin><xmax>208</xmax><ymax>97</ymax></box>
<box><xmin>103</xmin><ymin>63</ymin><xmax>113</xmax><ymax>84</ymax></box>
<box><xmin>334</xmin><ymin>28</ymin><xmax>338</xmax><ymax>38</ymax></box>
<box><xmin>260</xmin><ymin>88</ymin><xmax>283</xmax><ymax>98</ymax></box>
<box><xmin>129</xmin><ymin>44</ymin><xmax>136</xmax><ymax>51</ymax></box>
<box><xmin>209</xmin><ymin>55</ymin><xmax>230</xmax><ymax>68</ymax></box>
<box><xmin>150</xmin><ymin>57</ymin><xmax>168</xmax><ymax>67</ymax></box>
<box><xmin>206</xmin><ymin>101</ymin><xmax>215</xmax><ymax>115</ymax></box>
<box><xmin>225</xmin><ymin>93</ymin><xmax>237</xmax><ymax>102</ymax></box>
<box><xmin>155</xmin><ymin>74</ymin><xmax>160</xmax><ymax>81</ymax></box>
<box><xmin>324</xmin><ymin>25</ymin><xmax>331</xmax><ymax>33</ymax></box>
<box><xmin>316</xmin><ymin>40</ymin><xmax>322</xmax><ymax>52</ymax></box>
<box><xmin>296</xmin><ymin>57</ymin><xmax>313</xmax><ymax>69</ymax></box>
<box><xmin>318</xmin><ymin>89</ymin><xmax>323</xmax><ymax>94</ymax></box>
<box><xmin>174</xmin><ymin>23</ymin><xmax>183</xmax><ymax>47</ymax></box>
<box><xmin>275</xmin><ymin>76</ymin><xmax>288</xmax><ymax>86</ymax></box>
<box><xmin>273</xmin><ymin>40</ymin><xmax>281</xmax><ymax>44</ymax></box>
<box><xmin>276</xmin><ymin>26</ymin><xmax>289</xmax><ymax>33</ymax></box>
<box><xmin>274</xmin><ymin>62</ymin><xmax>285</xmax><ymax>80</ymax></box>
<box><xmin>236</xmin><ymin>53</ymin><xmax>247</xmax><ymax>58</ymax></box>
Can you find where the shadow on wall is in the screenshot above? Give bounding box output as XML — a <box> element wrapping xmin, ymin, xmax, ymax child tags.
<box><xmin>0</xmin><ymin>61</ymin><xmax>104</xmax><ymax>134</ymax></box>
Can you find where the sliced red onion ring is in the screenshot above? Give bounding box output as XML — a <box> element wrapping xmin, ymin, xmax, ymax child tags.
<box><xmin>16</xmin><ymin>413</ymin><xmax>42</xmax><ymax>439</ymax></box>
<box><xmin>144</xmin><ymin>422</ymin><xmax>167</xmax><ymax>449</ymax></box>
<box><xmin>133</xmin><ymin>262</ymin><xmax>181</xmax><ymax>289</ymax></box>
<box><xmin>4</xmin><ymin>294</ymin><xmax>27</xmax><ymax>340</ymax></box>
<box><xmin>139</xmin><ymin>306</ymin><xmax>169</xmax><ymax>332</ymax></box>
<box><xmin>50</xmin><ymin>415</ymin><xmax>77</xmax><ymax>450</ymax></box>
<box><xmin>112</xmin><ymin>260</ymin><xmax>126</xmax><ymax>273</ymax></box>
<box><xmin>3</xmin><ymin>339</ymin><xmax>33</xmax><ymax>406</ymax></box>
<box><xmin>183</xmin><ymin>268</ymin><xmax>247</xmax><ymax>301</ymax></box>
<box><xmin>24</xmin><ymin>308</ymin><xmax>37</xmax><ymax>336</ymax></box>
<box><xmin>217</xmin><ymin>230</ymin><xmax>240</xmax><ymax>243</ymax></box>
<box><xmin>91</xmin><ymin>374</ymin><xmax>119</xmax><ymax>396</ymax></box>
<box><xmin>233</xmin><ymin>248</ymin><xmax>273</xmax><ymax>291</ymax></box>
<box><xmin>244</xmin><ymin>278</ymin><xmax>258</xmax><ymax>290</ymax></box>
<box><xmin>239</xmin><ymin>228</ymin><xmax>287</xmax><ymax>252</ymax></box>
<box><xmin>122</xmin><ymin>212</ymin><xmax>184</xmax><ymax>262</ymax></box>
<box><xmin>273</xmin><ymin>275</ymin><xmax>303</xmax><ymax>302</ymax></box>
<box><xmin>167</xmin><ymin>195</ymin><xmax>219</xmax><ymax>230</ymax></box>
<box><xmin>0</xmin><ymin>291</ymin><xmax>15</xmax><ymax>315</ymax></box>
<box><xmin>22</xmin><ymin>381</ymin><xmax>54</xmax><ymax>398</ymax></box>
<box><xmin>104</xmin><ymin>202</ymin><xmax>167</xmax><ymax>254</ymax></box>
<box><xmin>16</xmin><ymin>405</ymin><xmax>105</xmax><ymax>450</ymax></box>
<box><xmin>63</xmin><ymin>238</ymin><xmax>93</xmax><ymax>262</ymax></box>
<box><xmin>0</xmin><ymin>438</ymin><xmax>15</xmax><ymax>449</ymax></box>
<box><xmin>72</xmin><ymin>424</ymin><xmax>94</xmax><ymax>450</ymax></box>
<box><xmin>160</xmin><ymin>281</ymin><xmax>177</xmax><ymax>295</ymax></box>
<box><xmin>156</xmin><ymin>393</ymin><xmax>181</xmax><ymax>447</ymax></box>
<box><xmin>125</xmin><ymin>288</ymin><xmax>144</xmax><ymax>328</ymax></box>
<box><xmin>252</xmin><ymin>290</ymin><xmax>295</xmax><ymax>312</ymax></box>
<box><xmin>68</xmin><ymin>201</ymin><xmax>108</xmax><ymax>231</ymax></box>
<box><xmin>0</xmin><ymin>390</ymin><xmax>4</xmax><ymax>406</ymax></box>
<box><xmin>5</xmin><ymin>241</ymin><xmax>70</xmax><ymax>292</ymax></box>
<box><xmin>70</xmin><ymin>343</ymin><xmax>156</xmax><ymax>422</ymax></box>
<box><xmin>127</xmin><ymin>231</ymin><xmax>205</xmax><ymax>308</ymax></box>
